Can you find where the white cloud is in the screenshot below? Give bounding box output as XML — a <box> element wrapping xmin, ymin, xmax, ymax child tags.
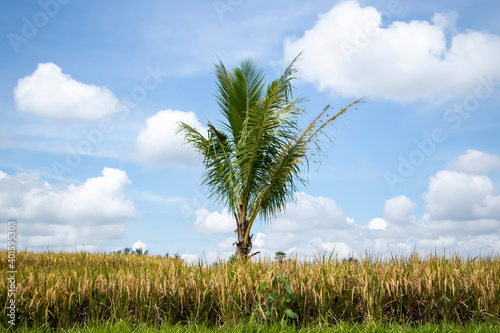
<box><xmin>253</xmin><ymin>232</ymin><xmax>266</xmax><ymax>248</ymax></box>
<box><xmin>416</xmin><ymin>236</ymin><xmax>457</xmax><ymax>249</ymax></box>
<box><xmin>422</xmin><ymin>170</ymin><xmax>496</xmax><ymax>221</ymax></box>
<box><xmin>474</xmin><ymin>196</ymin><xmax>500</xmax><ymax>220</ymax></box>
<box><xmin>181</xmin><ymin>253</ymin><xmax>199</xmax><ymax>262</ymax></box>
<box><xmin>132</xmin><ymin>240</ymin><xmax>147</xmax><ymax>251</ymax></box>
<box><xmin>412</xmin><ymin>154</ymin><xmax>500</xmax><ymax>253</ymax></box>
<box><xmin>14</xmin><ymin>63</ymin><xmax>120</xmax><ymax>119</ymax></box>
<box><xmin>368</xmin><ymin>217</ymin><xmax>388</xmax><ymax>230</ymax></box>
<box><xmin>0</xmin><ymin>167</ymin><xmax>136</xmax><ymax>250</ymax></box>
<box><xmin>447</xmin><ymin>149</ymin><xmax>500</xmax><ymax>174</ymax></box>
<box><xmin>384</xmin><ymin>195</ymin><xmax>417</xmax><ymax>224</ymax></box>
<box><xmin>135</xmin><ymin>109</ymin><xmax>208</xmax><ymax>166</ymax></box>
<box><xmin>193</xmin><ymin>208</ymin><xmax>234</xmax><ymax>234</ymax></box>
<box><xmin>432</xmin><ymin>11</ymin><xmax>458</xmax><ymax>33</ymax></box>
<box><xmin>28</xmin><ymin>224</ymin><xmax>125</xmax><ymax>250</ymax></box>
<box><xmin>269</xmin><ymin>191</ymin><xmax>351</xmax><ymax>233</ymax></box>
<box><xmin>312</xmin><ymin>239</ymin><xmax>352</xmax><ymax>257</ymax></box>
<box><xmin>284</xmin><ymin>0</ymin><xmax>500</xmax><ymax>101</ymax></box>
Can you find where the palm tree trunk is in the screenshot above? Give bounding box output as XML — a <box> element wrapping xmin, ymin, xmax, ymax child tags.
<box><xmin>234</xmin><ymin>203</ymin><xmax>252</xmax><ymax>259</ymax></box>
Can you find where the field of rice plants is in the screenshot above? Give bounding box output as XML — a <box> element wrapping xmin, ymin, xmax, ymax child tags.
<box><xmin>1</xmin><ymin>250</ymin><xmax>499</xmax><ymax>330</ymax></box>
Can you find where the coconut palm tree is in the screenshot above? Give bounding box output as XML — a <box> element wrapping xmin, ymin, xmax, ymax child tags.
<box><xmin>178</xmin><ymin>56</ymin><xmax>362</xmax><ymax>259</ymax></box>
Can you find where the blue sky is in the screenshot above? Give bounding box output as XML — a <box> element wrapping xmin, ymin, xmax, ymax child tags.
<box><xmin>1</xmin><ymin>0</ymin><xmax>500</xmax><ymax>260</ymax></box>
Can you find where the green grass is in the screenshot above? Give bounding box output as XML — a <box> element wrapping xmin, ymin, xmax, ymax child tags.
<box><xmin>7</xmin><ymin>321</ymin><xmax>500</xmax><ymax>333</ymax></box>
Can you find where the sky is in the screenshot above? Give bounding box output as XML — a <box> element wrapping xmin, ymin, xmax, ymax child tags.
<box><xmin>1</xmin><ymin>0</ymin><xmax>500</xmax><ymax>261</ymax></box>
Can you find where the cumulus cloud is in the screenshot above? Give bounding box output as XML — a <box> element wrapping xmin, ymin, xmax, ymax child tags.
<box><xmin>132</xmin><ymin>240</ymin><xmax>147</xmax><ymax>251</ymax></box>
<box><xmin>0</xmin><ymin>167</ymin><xmax>136</xmax><ymax>249</ymax></box>
<box><xmin>193</xmin><ymin>208</ymin><xmax>234</xmax><ymax>234</ymax></box>
<box><xmin>181</xmin><ymin>253</ymin><xmax>199</xmax><ymax>262</ymax></box>
<box><xmin>368</xmin><ymin>218</ymin><xmax>388</xmax><ymax>230</ymax></box>
<box><xmin>14</xmin><ymin>63</ymin><xmax>120</xmax><ymax>119</ymax></box>
<box><xmin>447</xmin><ymin>149</ymin><xmax>500</xmax><ymax>174</ymax></box>
<box><xmin>269</xmin><ymin>191</ymin><xmax>350</xmax><ymax>233</ymax></box>
<box><xmin>384</xmin><ymin>195</ymin><xmax>417</xmax><ymax>224</ymax></box>
<box><xmin>136</xmin><ymin>109</ymin><xmax>208</xmax><ymax>166</ymax></box>
<box><xmin>253</xmin><ymin>232</ymin><xmax>266</xmax><ymax>248</ymax></box>
<box><xmin>284</xmin><ymin>0</ymin><xmax>500</xmax><ymax>101</ymax></box>
<box><xmin>474</xmin><ymin>196</ymin><xmax>500</xmax><ymax>220</ymax></box>
<box><xmin>422</xmin><ymin>170</ymin><xmax>496</xmax><ymax>221</ymax></box>
<box><xmin>27</xmin><ymin>224</ymin><xmax>126</xmax><ymax>251</ymax></box>
<box><xmin>408</xmin><ymin>156</ymin><xmax>500</xmax><ymax>254</ymax></box>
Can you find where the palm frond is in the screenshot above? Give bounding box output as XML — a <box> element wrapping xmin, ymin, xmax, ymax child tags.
<box><xmin>178</xmin><ymin>121</ymin><xmax>239</xmax><ymax>212</ymax></box>
<box><xmin>235</xmin><ymin>57</ymin><xmax>304</xmax><ymax>211</ymax></box>
<box><xmin>214</xmin><ymin>59</ymin><xmax>266</xmax><ymax>144</ymax></box>
<box><xmin>244</xmin><ymin>98</ymin><xmax>364</xmax><ymax>242</ymax></box>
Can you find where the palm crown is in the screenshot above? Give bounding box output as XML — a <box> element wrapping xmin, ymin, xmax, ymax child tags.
<box><xmin>178</xmin><ymin>56</ymin><xmax>362</xmax><ymax>258</ymax></box>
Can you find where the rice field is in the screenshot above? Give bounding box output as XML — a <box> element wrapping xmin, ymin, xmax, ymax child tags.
<box><xmin>1</xmin><ymin>250</ymin><xmax>499</xmax><ymax>330</ymax></box>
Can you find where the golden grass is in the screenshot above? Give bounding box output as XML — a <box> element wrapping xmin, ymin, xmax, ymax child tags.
<box><xmin>1</xmin><ymin>250</ymin><xmax>499</xmax><ymax>329</ymax></box>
